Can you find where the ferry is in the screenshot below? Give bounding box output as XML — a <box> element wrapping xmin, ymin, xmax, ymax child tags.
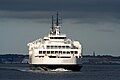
<box><xmin>27</xmin><ymin>13</ymin><xmax>83</xmax><ymax>71</ymax></box>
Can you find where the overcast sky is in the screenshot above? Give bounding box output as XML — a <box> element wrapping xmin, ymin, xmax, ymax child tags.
<box><xmin>0</xmin><ymin>0</ymin><xmax>120</xmax><ymax>56</ymax></box>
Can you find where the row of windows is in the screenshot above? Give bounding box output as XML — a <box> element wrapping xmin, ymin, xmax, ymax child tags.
<box><xmin>49</xmin><ymin>56</ymin><xmax>71</xmax><ymax>58</ymax></box>
<box><xmin>50</xmin><ymin>37</ymin><xmax>66</xmax><ymax>39</ymax></box>
<box><xmin>35</xmin><ymin>56</ymin><xmax>71</xmax><ymax>58</ymax></box>
<box><xmin>39</xmin><ymin>51</ymin><xmax>78</xmax><ymax>54</ymax></box>
<box><xmin>47</xmin><ymin>46</ymin><xmax>70</xmax><ymax>49</ymax></box>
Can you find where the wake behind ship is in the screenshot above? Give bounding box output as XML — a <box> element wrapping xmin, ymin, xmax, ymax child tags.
<box><xmin>27</xmin><ymin>13</ymin><xmax>82</xmax><ymax>71</ymax></box>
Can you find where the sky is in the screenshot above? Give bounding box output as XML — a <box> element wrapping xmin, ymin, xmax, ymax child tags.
<box><xmin>0</xmin><ymin>0</ymin><xmax>120</xmax><ymax>56</ymax></box>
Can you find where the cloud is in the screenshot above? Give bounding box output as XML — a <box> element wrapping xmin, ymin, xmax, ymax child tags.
<box><xmin>0</xmin><ymin>0</ymin><xmax>120</xmax><ymax>19</ymax></box>
<box><xmin>97</xmin><ymin>29</ymin><xmax>115</xmax><ymax>32</ymax></box>
<box><xmin>66</xmin><ymin>14</ymin><xmax>120</xmax><ymax>33</ymax></box>
<box><xmin>0</xmin><ymin>11</ymin><xmax>54</xmax><ymax>19</ymax></box>
<box><xmin>0</xmin><ymin>0</ymin><xmax>120</xmax><ymax>33</ymax></box>
<box><xmin>0</xmin><ymin>0</ymin><xmax>120</xmax><ymax>12</ymax></box>
<box><xmin>0</xmin><ymin>10</ymin><xmax>120</xmax><ymax>19</ymax></box>
<box><xmin>0</xmin><ymin>0</ymin><xmax>120</xmax><ymax>56</ymax></box>
<box><xmin>0</xmin><ymin>10</ymin><xmax>120</xmax><ymax>33</ymax></box>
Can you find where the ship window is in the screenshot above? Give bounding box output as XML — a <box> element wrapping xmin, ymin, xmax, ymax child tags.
<box><xmin>50</xmin><ymin>37</ymin><xmax>53</xmax><ymax>39</ymax></box>
<box><xmin>60</xmin><ymin>51</ymin><xmax>62</xmax><ymax>53</ymax></box>
<box><xmin>39</xmin><ymin>51</ymin><xmax>42</xmax><ymax>54</ymax></box>
<box><xmin>47</xmin><ymin>46</ymin><xmax>50</xmax><ymax>49</ymax></box>
<box><xmin>60</xmin><ymin>56</ymin><xmax>71</xmax><ymax>58</ymax></box>
<box><xmin>51</xmin><ymin>46</ymin><xmax>53</xmax><ymax>49</ymax></box>
<box><xmin>50</xmin><ymin>37</ymin><xmax>66</xmax><ymax>39</ymax></box>
<box><xmin>35</xmin><ymin>56</ymin><xmax>39</xmax><ymax>57</ymax></box>
<box><xmin>75</xmin><ymin>51</ymin><xmax>78</xmax><ymax>54</ymax></box>
<box><xmin>47</xmin><ymin>51</ymin><xmax>50</xmax><ymax>54</ymax></box>
<box><xmin>44</xmin><ymin>39</ymin><xmax>48</xmax><ymax>41</ymax></box>
<box><xmin>43</xmin><ymin>51</ymin><xmax>46</xmax><ymax>54</ymax></box>
<box><xmin>66</xmin><ymin>46</ymin><xmax>70</xmax><ymax>49</ymax></box>
<box><xmin>55</xmin><ymin>51</ymin><xmax>58</xmax><ymax>54</ymax></box>
<box><xmin>62</xmin><ymin>46</ymin><xmax>65</xmax><ymax>49</ymax></box>
<box><xmin>71</xmin><ymin>51</ymin><xmax>73</xmax><ymax>54</ymax></box>
<box><xmin>57</xmin><ymin>37</ymin><xmax>66</xmax><ymax>39</ymax></box>
<box><xmin>61</xmin><ymin>37</ymin><xmax>66</xmax><ymax>39</ymax></box>
<box><xmin>51</xmin><ymin>51</ymin><xmax>54</xmax><ymax>54</ymax></box>
<box><xmin>76</xmin><ymin>56</ymin><xmax>78</xmax><ymax>58</ymax></box>
<box><xmin>59</xmin><ymin>51</ymin><xmax>62</xmax><ymax>54</ymax></box>
<box><xmin>39</xmin><ymin>56</ymin><xmax>44</xmax><ymax>58</ymax></box>
<box><xmin>63</xmin><ymin>51</ymin><xmax>66</xmax><ymax>54</ymax></box>
<box><xmin>58</xmin><ymin>46</ymin><xmax>61</xmax><ymax>49</ymax></box>
<box><xmin>55</xmin><ymin>46</ymin><xmax>57</xmax><ymax>49</ymax></box>
<box><xmin>67</xmin><ymin>51</ymin><xmax>70</xmax><ymax>54</ymax></box>
<box><xmin>49</xmin><ymin>56</ymin><xmax>56</xmax><ymax>58</ymax></box>
<box><xmin>49</xmin><ymin>46</ymin><xmax>69</xmax><ymax>49</ymax></box>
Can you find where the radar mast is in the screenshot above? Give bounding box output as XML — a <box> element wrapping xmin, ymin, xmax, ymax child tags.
<box><xmin>56</xmin><ymin>12</ymin><xmax>59</xmax><ymax>26</ymax></box>
<box><xmin>50</xmin><ymin>12</ymin><xmax>61</xmax><ymax>35</ymax></box>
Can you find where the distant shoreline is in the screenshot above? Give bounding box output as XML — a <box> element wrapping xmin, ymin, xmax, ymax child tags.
<box><xmin>0</xmin><ymin>54</ymin><xmax>120</xmax><ymax>64</ymax></box>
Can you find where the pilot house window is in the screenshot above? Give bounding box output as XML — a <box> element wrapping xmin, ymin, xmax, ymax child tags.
<box><xmin>51</xmin><ymin>51</ymin><xmax>54</xmax><ymax>54</ymax></box>
<box><xmin>50</xmin><ymin>37</ymin><xmax>66</xmax><ymax>39</ymax></box>
<box><xmin>47</xmin><ymin>46</ymin><xmax>50</xmax><ymax>49</ymax></box>
<box><xmin>75</xmin><ymin>51</ymin><xmax>78</xmax><ymax>54</ymax></box>
<box><xmin>47</xmin><ymin>51</ymin><xmax>50</xmax><ymax>54</ymax></box>
<box><xmin>71</xmin><ymin>51</ymin><xmax>73</xmax><ymax>54</ymax></box>
<box><xmin>39</xmin><ymin>51</ymin><xmax>42</xmax><ymax>54</ymax></box>
<box><xmin>43</xmin><ymin>51</ymin><xmax>46</xmax><ymax>54</ymax></box>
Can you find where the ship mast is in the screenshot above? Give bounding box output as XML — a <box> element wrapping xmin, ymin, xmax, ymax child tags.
<box><xmin>51</xmin><ymin>15</ymin><xmax>54</xmax><ymax>33</ymax></box>
<box><xmin>50</xmin><ymin>12</ymin><xmax>61</xmax><ymax>35</ymax></box>
<box><xmin>56</xmin><ymin>12</ymin><xmax>59</xmax><ymax>26</ymax></box>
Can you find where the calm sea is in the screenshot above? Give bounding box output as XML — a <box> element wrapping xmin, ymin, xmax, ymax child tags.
<box><xmin>0</xmin><ymin>64</ymin><xmax>120</xmax><ymax>80</ymax></box>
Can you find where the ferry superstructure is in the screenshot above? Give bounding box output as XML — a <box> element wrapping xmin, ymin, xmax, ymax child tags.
<box><xmin>27</xmin><ymin>13</ymin><xmax>82</xmax><ymax>71</ymax></box>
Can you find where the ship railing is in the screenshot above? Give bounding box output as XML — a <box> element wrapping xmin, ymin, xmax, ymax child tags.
<box><xmin>64</xmin><ymin>39</ymin><xmax>72</xmax><ymax>44</ymax></box>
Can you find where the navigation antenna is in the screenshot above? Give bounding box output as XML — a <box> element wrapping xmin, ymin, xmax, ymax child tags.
<box><xmin>56</xmin><ymin>12</ymin><xmax>59</xmax><ymax>26</ymax></box>
<box><xmin>51</xmin><ymin>15</ymin><xmax>54</xmax><ymax>31</ymax></box>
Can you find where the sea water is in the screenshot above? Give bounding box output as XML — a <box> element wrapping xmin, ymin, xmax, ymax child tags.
<box><xmin>0</xmin><ymin>64</ymin><xmax>120</xmax><ymax>80</ymax></box>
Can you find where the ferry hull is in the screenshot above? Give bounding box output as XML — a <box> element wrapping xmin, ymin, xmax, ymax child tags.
<box><xmin>29</xmin><ymin>64</ymin><xmax>82</xmax><ymax>71</ymax></box>
<box><xmin>29</xmin><ymin>55</ymin><xmax>82</xmax><ymax>71</ymax></box>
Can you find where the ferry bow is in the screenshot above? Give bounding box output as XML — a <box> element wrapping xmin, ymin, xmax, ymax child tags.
<box><xmin>27</xmin><ymin>13</ymin><xmax>83</xmax><ymax>71</ymax></box>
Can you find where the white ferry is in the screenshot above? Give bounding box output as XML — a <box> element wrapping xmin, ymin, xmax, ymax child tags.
<box><xmin>27</xmin><ymin>13</ymin><xmax>82</xmax><ymax>71</ymax></box>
